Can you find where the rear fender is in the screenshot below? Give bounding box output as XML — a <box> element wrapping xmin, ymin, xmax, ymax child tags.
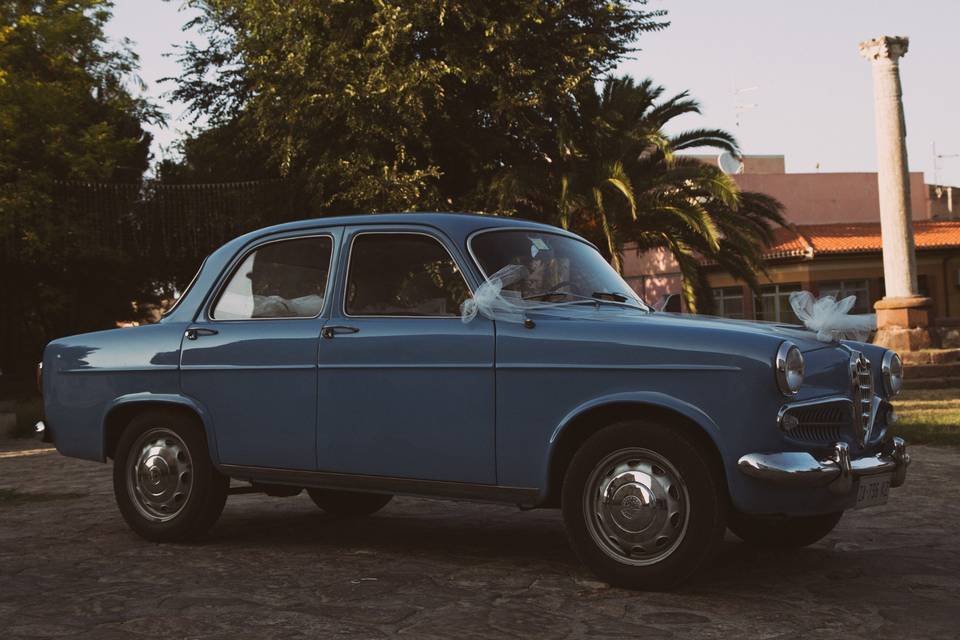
<box><xmin>101</xmin><ymin>393</ymin><xmax>219</xmax><ymax>464</ymax></box>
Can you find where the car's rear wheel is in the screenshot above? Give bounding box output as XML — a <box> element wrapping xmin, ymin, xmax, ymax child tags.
<box><xmin>307</xmin><ymin>488</ymin><xmax>392</xmax><ymax>517</ymax></box>
<box><xmin>562</xmin><ymin>421</ymin><xmax>726</xmax><ymax>590</ymax></box>
<box><xmin>113</xmin><ymin>409</ymin><xmax>228</xmax><ymax>542</ymax></box>
<box><xmin>728</xmin><ymin>511</ymin><xmax>843</xmax><ymax>548</ymax></box>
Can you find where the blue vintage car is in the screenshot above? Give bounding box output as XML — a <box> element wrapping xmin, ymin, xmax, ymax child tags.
<box><xmin>37</xmin><ymin>213</ymin><xmax>909</xmax><ymax>589</ymax></box>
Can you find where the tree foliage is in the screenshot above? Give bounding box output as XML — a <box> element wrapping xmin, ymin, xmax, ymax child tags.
<box><xmin>0</xmin><ymin>0</ymin><xmax>162</xmax><ymax>387</ymax></box>
<box><xmin>487</xmin><ymin>76</ymin><xmax>786</xmax><ymax>311</ymax></box>
<box><xmin>171</xmin><ymin>0</ymin><xmax>668</xmax><ymax>212</ymax></box>
<box><xmin>171</xmin><ymin>3</ymin><xmax>783</xmax><ymax>313</ymax></box>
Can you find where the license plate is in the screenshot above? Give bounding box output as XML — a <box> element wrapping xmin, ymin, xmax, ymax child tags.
<box><xmin>854</xmin><ymin>473</ymin><xmax>891</xmax><ymax>509</ymax></box>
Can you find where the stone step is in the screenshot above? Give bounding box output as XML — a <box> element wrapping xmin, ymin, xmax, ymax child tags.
<box><xmin>901</xmin><ymin>349</ymin><xmax>960</xmax><ymax>365</ymax></box>
<box><xmin>903</xmin><ymin>376</ymin><xmax>960</xmax><ymax>390</ymax></box>
<box><xmin>903</xmin><ymin>362</ymin><xmax>960</xmax><ymax>380</ymax></box>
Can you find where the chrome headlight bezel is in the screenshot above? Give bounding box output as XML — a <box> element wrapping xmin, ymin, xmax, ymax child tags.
<box><xmin>881</xmin><ymin>350</ymin><xmax>903</xmax><ymax>397</ymax></box>
<box><xmin>775</xmin><ymin>341</ymin><xmax>804</xmax><ymax>397</ymax></box>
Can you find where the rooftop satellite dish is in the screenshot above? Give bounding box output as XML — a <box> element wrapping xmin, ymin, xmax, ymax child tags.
<box><xmin>718</xmin><ymin>151</ymin><xmax>744</xmax><ymax>175</ymax></box>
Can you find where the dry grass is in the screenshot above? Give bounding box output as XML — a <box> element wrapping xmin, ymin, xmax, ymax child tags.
<box><xmin>890</xmin><ymin>388</ymin><xmax>960</xmax><ymax>446</ymax></box>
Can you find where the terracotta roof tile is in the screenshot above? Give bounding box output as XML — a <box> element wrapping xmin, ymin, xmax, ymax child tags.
<box><xmin>764</xmin><ymin>226</ymin><xmax>812</xmax><ymax>259</ymax></box>
<box><xmin>762</xmin><ymin>220</ymin><xmax>960</xmax><ymax>259</ymax></box>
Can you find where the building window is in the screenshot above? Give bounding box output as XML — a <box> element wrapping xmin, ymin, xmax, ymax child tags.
<box><xmin>817</xmin><ymin>279</ymin><xmax>871</xmax><ymax>314</ymax></box>
<box><xmin>755</xmin><ymin>283</ymin><xmax>802</xmax><ymax>324</ymax></box>
<box><xmin>712</xmin><ymin>286</ymin><xmax>745</xmax><ymax>319</ymax></box>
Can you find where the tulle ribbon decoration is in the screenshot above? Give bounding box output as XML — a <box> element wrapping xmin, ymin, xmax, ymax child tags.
<box><xmin>460</xmin><ymin>264</ymin><xmax>529</xmax><ymax>324</ymax></box>
<box><xmin>788</xmin><ymin>291</ymin><xmax>876</xmax><ymax>342</ymax></box>
<box><xmin>460</xmin><ymin>264</ymin><xmax>646</xmax><ymax>323</ymax></box>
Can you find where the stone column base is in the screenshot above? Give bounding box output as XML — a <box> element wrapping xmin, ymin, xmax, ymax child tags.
<box><xmin>872</xmin><ymin>296</ymin><xmax>938</xmax><ymax>351</ymax></box>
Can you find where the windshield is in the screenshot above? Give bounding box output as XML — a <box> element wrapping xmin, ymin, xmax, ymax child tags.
<box><xmin>470</xmin><ymin>229</ymin><xmax>649</xmax><ymax>310</ymax></box>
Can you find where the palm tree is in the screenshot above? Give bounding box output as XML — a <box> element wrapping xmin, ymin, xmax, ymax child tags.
<box><xmin>487</xmin><ymin>76</ymin><xmax>786</xmax><ymax>313</ymax></box>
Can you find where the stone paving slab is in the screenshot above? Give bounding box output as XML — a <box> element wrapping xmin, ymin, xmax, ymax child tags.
<box><xmin>1</xmin><ymin>443</ymin><xmax>958</xmax><ymax>639</ymax></box>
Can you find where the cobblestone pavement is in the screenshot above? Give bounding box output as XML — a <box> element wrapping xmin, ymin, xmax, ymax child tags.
<box><xmin>1</xmin><ymin>441</ymin><xmax>958</xmax><ymax>639</ymax></box>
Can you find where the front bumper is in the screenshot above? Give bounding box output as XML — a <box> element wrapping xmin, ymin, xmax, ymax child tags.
<box><xmin>738</xmin><ymin>437</ymin><xmax>909</xmax><ymax>495</ymax></box>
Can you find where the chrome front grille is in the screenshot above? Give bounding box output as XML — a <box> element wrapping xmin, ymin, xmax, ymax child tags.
<box><xmin>850</xmin><ymin>351</ymin><xmax>875</xmax><ymax>444</ymax></box>
<box><xmin>779</xmin><ymin>398</ymin><xmax>853</xmax><ymax>444</ymax></box>
<box><xmin>789</xmin><ymin>424</ymin><xmax>844</xmax><ymax>444</ymax></box>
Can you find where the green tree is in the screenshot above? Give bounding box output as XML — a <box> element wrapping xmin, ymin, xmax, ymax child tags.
<box><xmin>0</xmin><ymin>0</ymin><xmax>162</xmax><ymax>387</ymax></box>
<box><xmin>488</xmin><ymin>76</ymin><xmax>785</xmax><ymax>312</ymax></box>
<box><xmin>170</xmin><ymin>0</ymin><xmax>668</xmax><ymax>212</ymax></box>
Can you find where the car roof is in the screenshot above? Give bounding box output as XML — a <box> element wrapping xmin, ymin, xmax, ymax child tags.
<box><xmin>161</xmin><ymin>212</ymin><xmax>580</xmax><ymax>323</ymax></box>
<box><xmin>243</xmin><ymin>211</ymin><xmax>563</xmax><ymax>239</ymax></box>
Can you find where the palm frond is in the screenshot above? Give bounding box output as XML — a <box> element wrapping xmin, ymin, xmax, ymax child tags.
<box><xmin>668</xmin><ymin>129</ymin><xmax>740</xmax><ymax>154</ymax></box>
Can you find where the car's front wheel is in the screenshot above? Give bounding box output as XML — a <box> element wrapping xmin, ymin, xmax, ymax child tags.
<box><xmin>307</xmin><ymin>488</ymin><xmax>392</xmax><ymax>517</ymax></box>
<box><xmin>112</xmin><ymin>409</ymin><xmax>228</xmax><ymax>542</ymax></box>
<box><xmin>728</xmin><ymin>511</ymin><xmax>843</xmax><ymax>548</ymax></box>
<box><xmin>562</xmin><ymin>421</ymin><xmax>727</xmax><ymax>590</ymax></box>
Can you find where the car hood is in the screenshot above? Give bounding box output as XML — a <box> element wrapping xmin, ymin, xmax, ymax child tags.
<box><xmin>651</xmin><ymin>312</ymin><xmax>832</xmax><ymax>352</ymax></box>
<box><xmin>533</xmin><ymin>305</ymin><xmax>834</xmax><ymax>353</ymax></box>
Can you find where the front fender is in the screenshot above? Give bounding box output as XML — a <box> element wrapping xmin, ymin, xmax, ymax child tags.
<box><xmin>549</xmin><ymin>390</ymin><xmax>726</xmax><ymax>453</ymax></box>
<box><xmin>542</xmin><ymin>391</ymin><xmax>730</xmax><ymax>504</ymax></box>
<box><xmin>101</xmin><ymin>393</ymin><xmax>220</xmax><ymax>465</ymax></box>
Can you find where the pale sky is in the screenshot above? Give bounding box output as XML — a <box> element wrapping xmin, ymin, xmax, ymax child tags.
<box><xmin>106</xmin><ymin>0</ymin><xmax>960</xmax><ymax>186</ymax></box>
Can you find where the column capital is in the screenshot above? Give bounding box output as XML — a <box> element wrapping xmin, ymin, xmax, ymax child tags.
<box><xmin>859</xmin><ymin>36</ymin><xmax>909</xmax><ymax>62</ymax></box>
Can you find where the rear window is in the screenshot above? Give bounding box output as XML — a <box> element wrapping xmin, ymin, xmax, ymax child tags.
<box><xmin>212</xmin><ymin>236</ymin><xmax>333</xmax><ymax>319</ymax></box>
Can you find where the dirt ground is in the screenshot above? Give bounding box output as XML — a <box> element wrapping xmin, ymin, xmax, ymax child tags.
<box><xmin>1</xmin><ymin>440</ymin><xmax>958</xmax><ymax>639</ymax></box>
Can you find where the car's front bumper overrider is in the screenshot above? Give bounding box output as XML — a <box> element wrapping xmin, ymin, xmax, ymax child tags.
<box><xmin>738</xmin><ymin>437</ymin><xmax>909</xmax><ymax>495</ymax></box>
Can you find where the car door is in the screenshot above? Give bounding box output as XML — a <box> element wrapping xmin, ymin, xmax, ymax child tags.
<box><xmin>180</xmin><ymin>229</ymin><xmax>341</xmax><ymax>470</ymax></box>
<box><xmin>315</xmin><ymin>226</ymin><xmax>496</xmax><ymax>484</ymax></box>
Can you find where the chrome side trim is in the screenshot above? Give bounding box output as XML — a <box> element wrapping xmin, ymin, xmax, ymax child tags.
<box><xmin>218</xmin><ymin>464</ymin><xmax>541</xmax><ymax>507</ymax></box>
<box><xmin>737</xmin><ymin>436</ymin><xmax>910</xmax><ymax>495</ymax></box>
<box><xmin>499</xmin><ymin>363</ymin><xmax>740</xmax><ymax>371</ymax></box>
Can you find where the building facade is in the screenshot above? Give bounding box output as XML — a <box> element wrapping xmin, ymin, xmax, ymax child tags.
<box><xmin>622</xmin><ymin>155</ymin><xmax>960</xmax><ymax>324</ymax></box>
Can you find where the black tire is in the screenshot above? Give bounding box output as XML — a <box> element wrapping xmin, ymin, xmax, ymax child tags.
<box><xmin>307</xmin><ymin>488</ymin><xmax>392</xmax><ymax>517</ymax></box>
<box><xmin>728</xmin><ymin>511</ymin><xmax>843</xmax><ymax>548</ymax></box>
<box><xmin>113</xmin><ymin>409</ymin><xmax>228</xmax><ymax>542</ymax></box>
<box><xmin>561</xmin><ymin>421</ymin><xmax>726</xmax><ymax>590</ymax></box>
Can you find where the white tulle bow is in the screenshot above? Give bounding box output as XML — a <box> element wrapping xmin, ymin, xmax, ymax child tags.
<box><xmin>788</xmin><ymin>291</ymin><xmax>876</xmax><ymax>342</ymax></box>
<box><xmin>460</xmin><ymin>264</ymin><xmax>529</xmax><ymax>323</ymax></box>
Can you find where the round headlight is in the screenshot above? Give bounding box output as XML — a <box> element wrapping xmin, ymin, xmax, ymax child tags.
<box><xmin>882</xmin><ymin>351</ymin><xmax>903</xmax><ymax>397</ymax></box>
<box><xmin>775</xmin><ymin>341</ymin><xmax>804</xmax><ymax>396</ymax></box>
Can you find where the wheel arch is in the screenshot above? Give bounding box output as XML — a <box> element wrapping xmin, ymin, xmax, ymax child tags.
<box><xmin>544</xmin><ymin>393</ymin><xmax>728</xmax><ymax>507</ymax></box>
<box><xmin>101</xmin><ymin>394</ymin><xmax>218</xmax><ymax>464</ymax></box>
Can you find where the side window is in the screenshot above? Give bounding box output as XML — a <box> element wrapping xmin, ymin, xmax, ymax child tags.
<box><xmin>212</xmin><ymin>236</ymin><xmax>333</xmax><ymax>319</ymax></box>
<box><xmin>345</xmin><ymin>233</ymin><xmax>469</xmax><ymax>317</ymax></box>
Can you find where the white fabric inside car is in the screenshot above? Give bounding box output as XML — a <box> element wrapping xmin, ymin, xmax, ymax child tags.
<box><xmin>252</xmin><ymin>294</ymin><xmax>324</xmax><ymax>318</ymax></box>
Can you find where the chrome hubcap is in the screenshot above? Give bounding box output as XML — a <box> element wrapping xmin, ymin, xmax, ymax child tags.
<box><xmin>584</xmin><ymin>448</ymin><xmax>690</xmax><ymax>566</ymax></box>
<box><xmin>128</xmin><ymin>428</ymin><xmax>193</xmax><ymax>522</ymax></box>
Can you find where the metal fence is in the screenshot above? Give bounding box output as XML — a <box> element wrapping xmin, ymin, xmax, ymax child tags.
<box><xmin>32</xmin><ymin>179</ymin><xmax>301</xmax><ymax>266</ymax></box>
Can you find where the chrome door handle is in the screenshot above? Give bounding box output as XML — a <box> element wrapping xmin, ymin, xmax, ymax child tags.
<box><xmin>185</xmin><ymin>327</ymin><xmax>219</xmax><ymax>340</ymax></box>
<box><xmin>321</xmin><ymin>325</ymin><xmax>360</xmax><ymax>339</ymax></box>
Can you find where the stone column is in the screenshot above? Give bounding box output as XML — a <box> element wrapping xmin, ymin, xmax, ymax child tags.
<box><xmin>859</xmin><ymin>35</ymin><xmax>935</xmax><ymax>351</ymax></box>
